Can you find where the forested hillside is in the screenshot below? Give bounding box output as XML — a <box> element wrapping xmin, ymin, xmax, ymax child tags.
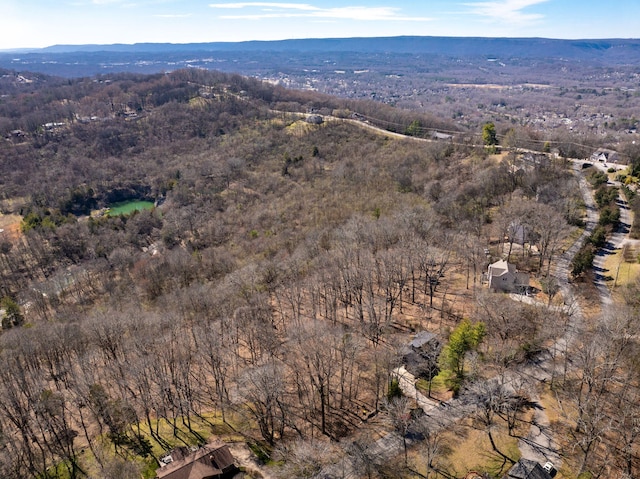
<box><xmin>0</xmin><ymin>69</ymin><xmax>637</xmax><ymax>479</ymax></box>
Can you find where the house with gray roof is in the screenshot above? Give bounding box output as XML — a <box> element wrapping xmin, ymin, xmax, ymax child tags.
<box><xmin>487</xmin><ymin>260</ymin><xmax>529</xmax><ymax>293</ymax></box>
<box><xmin>156</xmin><ymin>441</ymin><xmax>237</xmax><ymax>479</ymax></box>
<box><xmin>503</xmin><ymin>459</ymin><xmax>553</xmax><ymax>479</ymax></box>
<box><xmin>402</xmin><ymin>331</ymin><xmax>441</xmax><ymax>379</ymax></box>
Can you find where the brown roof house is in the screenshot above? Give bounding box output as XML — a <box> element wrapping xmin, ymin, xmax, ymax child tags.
<box><xmin>156</xmin><ymin>441</ymin><xmax>237</xmax><ymax>479</ymax></box>
<box><xmin>487</xmin><ymin>260</ymin><xmax>529</xmax><ymax>294</ymax></box>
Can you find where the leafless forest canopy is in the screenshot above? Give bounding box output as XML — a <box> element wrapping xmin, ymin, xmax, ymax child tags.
<box><xmin>3</xmin><ymin>37</ymin><xmax>640</xmax><ymax>149</ymax></box>
<box><xmin>0</xmin><ymin>60</ymin><xmax>639</xmax><ymax>479</ymax></box>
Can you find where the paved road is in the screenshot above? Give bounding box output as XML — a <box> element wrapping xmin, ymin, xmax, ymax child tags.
<box><xmin>514</xmin><ymin>160</ymin><xmax>634</xmax><ymax>468</ymax></box>
<box><xmin>518</xmin><ymin>390</ymin><xmax>561</xmax><ymax>466</ymax></box>
<box><xmin>308</xmin><ymin>124</ymin><xmax>628</xmax><ymax>477</ymax></box>
<box><xmin>510</xmin><ymin>161</ymin><xmax>599</xmax><ymax>469</ymax></box>
<box><xmin>591</xmin><ymin>180</ymin><xmax>635</xmax><ymax>309</ymax></box>
<box><xmin>566</xmin><ymin>158</ymin><xmax>638</xmax><ymax>310</ymax></box>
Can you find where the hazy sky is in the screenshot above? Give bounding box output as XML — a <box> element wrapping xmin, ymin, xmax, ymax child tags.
<box><xmin>1</xmin><ymin>0</ymin><xmax>639</xmax><ymax>50</ymax></box>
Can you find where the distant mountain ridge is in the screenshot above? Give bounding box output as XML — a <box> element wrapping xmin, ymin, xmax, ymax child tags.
<box><xmin>37</xmin><ymin>36</ymin><xmax>640</xmax><ymax>61</ymax></box>
<box><xmin>3</xmin><ymin>36</ymin><xmax>640</xmax><ymax>79</ymax></box>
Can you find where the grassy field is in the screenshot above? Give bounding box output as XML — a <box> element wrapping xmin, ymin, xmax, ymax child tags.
<box><xmin>107</xmin><ymin>200</ymin><xmax>155</xmax><ymax>216</ymax></box>
<box><xmin>409</xmin><ymin>419</ymin><xmax>521</xmax><ymax>478</ymax></box>
<box><xmin>604</xmin><ymin>246</ymin><xmax>640</xmax><ymax>290</ymax></box>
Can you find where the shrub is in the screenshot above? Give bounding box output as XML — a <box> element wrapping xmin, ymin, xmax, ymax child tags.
<box><xmin>587</xmin><ymin>169</ymin><xmax>608</xmax><ymax>187</ymax></box>
<box><xmin>387</xmin><ymin>378</ymin><xmax>402</xmax><ymax>400</ymax></box>
<box><xmin>572</xmin><ymin>242</ymin><xmax>596</xmax><ymax>277</ymax></box>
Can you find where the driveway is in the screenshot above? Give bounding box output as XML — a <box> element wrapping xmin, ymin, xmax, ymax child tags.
<box><xmin>392</xmin><ymin>366</ymin><xmax>440</xmax><ymax>413</ymax></box>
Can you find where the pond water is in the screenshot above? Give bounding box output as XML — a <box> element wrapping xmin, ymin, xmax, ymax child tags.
<box><xmin>106</xmin><ymin>200</ymin><xmax>155</xmax><ymax>216</ymax></box>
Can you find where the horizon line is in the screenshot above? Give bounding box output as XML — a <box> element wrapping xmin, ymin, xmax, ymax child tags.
<box><xmin>2</xmin><ymin>34</ymin><xmax>640</xmax><ymax>53</ymax></box>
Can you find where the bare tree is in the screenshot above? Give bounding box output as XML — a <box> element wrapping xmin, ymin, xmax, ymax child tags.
<box><xmin>493</xmin><ymin>200</ymin><xmax>533</xmax><ymax>262</ymax></box>
<box><xmin>346</xmin><ymin>437</ymin><xmax>382</xmax><ymax>479</ymax></box>
<box><xmin>463</xmin><ymin>378</ymin><xmax>522</xmax><ymax>466</ymax></box>
<box><xmin>383</xmin><ymin>396</ymin><xmax>413</xmax><ymax>466</ymax></box>
<box><xmin>528</xmin><ymin>202</ymin><xmax>568</xmax><ymax>274</ymax></box>
<box><xmin>239</xmin><ymin>361</ymin><xmax>288</xmax><ymax>446</ymax></box>
<box><xmin>196</xmin><ymin>321</ymin><xmax>233</xmax><ymax>422</ymax></box>
<box><xmin>475</xmin><ymin>291</ymin><xmax>541</xmax><ymax>369</ymax></box>
<box><xmin>416</xmin><ymin>415</ymin><xmax>447</xmax><ymax>478</ymax></box>
<box><xmin>274</xmin><ymin>439</ymin><xmax>341</xmax><ymax>479</ymax></box>
<box><xmin>418</xmin><ymin>244</ymin><xmax>450</xmax><ymax>309</ymax></box>
<box><xmin>291</xmin><ymin>321</ymin><xmax>338</xmax><ymax>437</ymax></box>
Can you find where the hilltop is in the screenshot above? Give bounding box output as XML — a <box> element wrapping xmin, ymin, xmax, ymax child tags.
<box><xmin>3</xmin><ymin>35</ymin><xmax>640</xmax><ymax>148</ymax></box>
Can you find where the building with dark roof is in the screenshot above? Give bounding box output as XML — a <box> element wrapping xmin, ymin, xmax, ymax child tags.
<box><xmin>503</xmin><ymin>459</ymin><xmax>552</xmax><ymax>479</ymax></box>
<box><xmin>402</xmin><ymin>331</ymin><xmax>441</xmax><ymax>379</ymax></box>
<box><xmin>156</xmin><ymin>442</ymin><xmax>237</xmax><ymax>479</ymax></box>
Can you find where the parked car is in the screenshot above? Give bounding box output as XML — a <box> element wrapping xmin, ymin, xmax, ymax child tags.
<box><xmin>543</xmin><ymin>461</ymin><xmax>556</xmax><ymax>477</ymax></box>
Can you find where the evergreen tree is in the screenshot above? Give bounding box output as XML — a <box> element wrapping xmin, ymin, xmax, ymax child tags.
<box><xmin>0</xmin><ymin>296</ymin><xmax>24</xmax><ymax>329</ymax></box>
<box><xmin>439</xmin><ymin>319</ymin><xmax>485</xmax><ymax>393</ymax></box>
<box><xmin>482</xmin><ymin>122</ymin><xmax>498</xmax><ymax>146</ymax></box>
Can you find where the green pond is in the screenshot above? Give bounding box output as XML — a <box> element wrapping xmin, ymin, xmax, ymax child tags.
<box><xmin>106</xmin><ymin>200</ymin><xmax>155</xmax><ymax>216</ymax></box>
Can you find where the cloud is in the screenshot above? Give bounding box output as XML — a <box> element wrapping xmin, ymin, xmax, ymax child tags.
<box><xmin>209</xmin><ymin>2</ymin><xmax>431</xmax><ymax>21</ymax></box>
<box><xmin>65</xmin><ymin>0</ymin><xmax>138</xmax><ymax>6</ymax></box>
<box><xmin>91</xmin><ymin>0</ymin><xmax>129</xmax><ymax>4</ymax></box>
<box><xmin>154</xmin><ymin>13</ymin><xmax>193</xmax><ymax>18</ymax></box>
<box><xmin>464</xmin><ymin>0</ymin><xmax>549</xmax><ymax>23</ymax></box>
<box><xmin>210</xmin><ymin>2</ymin><xmax>318</xmax><ymax>9</ymax></box>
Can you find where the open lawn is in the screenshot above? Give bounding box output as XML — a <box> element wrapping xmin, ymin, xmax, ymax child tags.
<box><xmin>136</xmin><ymin>412</ymin><xmax>247</xmax><ymax>457</ymax></box>
<box><xmin>410</xmin><ymin>420</ymin><xmax>520</xmax><ymax>478</ymax></box>
<box><xmin>77</xmin><ymin>412</ymin><xmax>250</xmax><ymax>479</ymax></box>
<box><xmin>605</xmin><ymin>244</ymin><xmax>640</xmax><ymax>292</ymax></box>
<box><xmin>416</xmin><ymin>373</ymin><xmax>454</xmax><ymax>402</ymax></box>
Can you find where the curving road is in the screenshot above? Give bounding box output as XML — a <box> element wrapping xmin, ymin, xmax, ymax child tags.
<box><xmin>516</xmin><ymin>160</ymin><xmax>633</xmax><ymax>468</ymax></box>
<box><xmin>514</xmin><ymin>161</ymin><xmax>598</xmax><ymax>468</ymax></box>
<box><xmin>308</xmin><ymin>117</ymin><xmax>629</xmax><ymax>476</ymax></box>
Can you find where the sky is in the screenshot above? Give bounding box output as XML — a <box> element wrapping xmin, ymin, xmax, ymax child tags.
<box><xmin>1</xmin><ymin>0</ymin><xmax>639</xmax><ymax>50</ymax></box>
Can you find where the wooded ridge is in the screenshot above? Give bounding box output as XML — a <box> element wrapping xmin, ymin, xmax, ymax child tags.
<box><xmin>0</xmin><ymin>67</ymin><xmax>639</xmax><ymax>479</ymax></box>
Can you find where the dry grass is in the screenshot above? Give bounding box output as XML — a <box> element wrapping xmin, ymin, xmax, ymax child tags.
<box><xmin>538</xmin><ymin>389</ymin><xmax>563</xmax><ymax>426</ymax></box>
<box><xmin>284</xmin><ymin>119</ymin><xmax>317</xmax><ymax>136</ymax></box>
<box><xmin>605</xmin><ymin>247</ymin><xmax>640</xmax><ymax>291</ymax></box>
<box><xmin>0</xmin><ymin>213</ymin><xmax>22</xmax><ymax>241</ymax></box>
<box><xmin>136</xmin><ymin>411</ymin><xmax>247</xmax><ymax>458</ymax></box>
<box><xmin>417</xmin><ymin>420</ymin><xmax>520</xmax><ymax>478</ymax></box>
<box><xmin>564</xmin><ymin>226</ymin><xmax>587</xmax><ymax>250</ymax></box>
<box><xmin>73</xmin><ymin>412</ymin><xmax>247</xmax><ymax>479</ymax></box>
<box><xmin>571</xmin><ymin>272</ymin><xmax>603</xmax><ymax>319</ymax></box>
<box><xmin>536</xmin><ymin>389</ymin><xmax>573</xmax><ymax>479</ymax></box>
<box><xmin>415</xmin><ymin>374</ymin><xmax>454</xmax><ymax>402</ymax></box>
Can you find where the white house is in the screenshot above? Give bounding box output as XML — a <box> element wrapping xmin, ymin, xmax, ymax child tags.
<box><xmin>487</xmin><ymin>260</ymin><xmax>529</xmax><ymax>293</ymax></box>
<box><xmin>590</xmin><ymin>149</ymin><xmax>619</xmax><ymax>163</ymax></box>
